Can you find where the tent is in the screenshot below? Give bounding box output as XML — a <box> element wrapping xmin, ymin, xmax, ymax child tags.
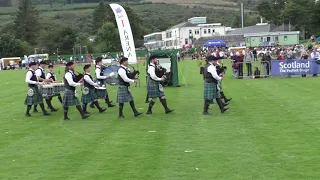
<box><xmin>203</xmin><ymin>40</ymin><xmax>226</xmax><ymax>47</ymax></box>
<box><xmin>146</xmin><ymin>50</ymin><xmax>180</xmax><ymax>87</ymax></box>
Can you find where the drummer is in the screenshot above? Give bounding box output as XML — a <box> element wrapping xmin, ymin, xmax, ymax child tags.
<box><xmin>81</xmin><ymin>64</ymin><xmax>106</xmax><ymax>114</ymax></box>
<box><xmin>90</xmin><ymin>57</ymin><xmax>115</xmax><ymax>108</ymax></box>
<box><xmin>34</xmin><ymin>61</ymin><xmax>57</xmax><ymax>112</ymax></box>
<box><xmin>45</xmin><ymin>65</ymin><xmax>62</xmax><ymax>110</ymax></box>
<box><xmin>24</xmin><ymin>62</ymin><xmax>51</xmax><ymax>117</ymax></box>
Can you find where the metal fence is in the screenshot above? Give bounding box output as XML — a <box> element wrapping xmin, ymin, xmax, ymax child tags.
<box><xmin>232</xmin><ymin>61</ymin><xmax>271</xmax><ymax>79</ymax></box>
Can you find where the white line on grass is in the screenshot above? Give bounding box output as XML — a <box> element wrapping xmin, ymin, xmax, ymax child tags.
<box><xmin>178</xmin><ymin>64</ymin><xmax>188</xmax><ymax>87</ymax></box>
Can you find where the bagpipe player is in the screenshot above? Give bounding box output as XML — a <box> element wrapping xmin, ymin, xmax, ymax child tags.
<box><xmin>24</xmin><ymin>62</ymin><xmax>51</xmax><ymax>117</ymax></box>
<box><xmin>90</xmin><ymin>57</ymin><xmax>115</xmax><ymax>108</ymax></box>
<box><xmin>81</xmin><ymin>64</ymin><xmax>106</xmax><ymax>114</ymax></box>
<box><xmin>62</xmin><ymin>62</ymin><xmax>90</xmax><ymax>120</ymax></box>
<box><xmin>146</xmin><ymin>55</ymin><xmax>174</xmax><ymax>115</ymax></box>
<box><xmin>117</xmin><ymin>57</ymin><xmax>142</xmax><ymax>118</ymax></box>
<box><xmin>203</xmin><ymin>56</ymin><xmax>228</xmax><ymax>115</ymax></box>
<box><xmin>45</xmin><ymin>65</ymin><xmax>63</xmax><ymax>109</ymax></box>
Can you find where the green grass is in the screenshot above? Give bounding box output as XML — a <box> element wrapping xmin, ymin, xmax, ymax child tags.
<box><xmin>1</xmin><ymin>59</ymin><xmax>320</xmax><ymax>180</ymax></box>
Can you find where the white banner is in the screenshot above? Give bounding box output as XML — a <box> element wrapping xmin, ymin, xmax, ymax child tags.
<box><xmin>110</xmin><ymin>3</ymin><xmax>137</xmax><ymax>64</ymax></box>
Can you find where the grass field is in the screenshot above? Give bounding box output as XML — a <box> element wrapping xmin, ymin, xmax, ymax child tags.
<box><xmin>1</xmin><ymin>59</ymin><xmax>320</xmax><ymax>180</ymax></box>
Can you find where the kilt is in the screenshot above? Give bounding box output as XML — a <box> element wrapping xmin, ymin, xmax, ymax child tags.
<box><xmin>81</xmin><ymin>88</ymin><xmax>98</xmax><ymax>104</ymax></box>
<box><xmin>204</xmin><ymin>82</ymin><xmax>219</xmax><ymax>100</ymax></box>
<box><xmin>117</xmin><ymin>85</ymin><xmax>133</xmax><ymax>103</ymax></box>
<box><xmin>147</xmin><ymin>77</ymin><xmax>165</xmax><ymax>98</ymax></box>
<box><xmin>63</xmin><ymin>89</ymin><xmax>80</xmax><ymax>107</ymax></box>
<box><xmin>96</xmin><ymin>88</ymin><xmax>107</xmax><ymax>99</ymax></box>
<box><xmin>24</xmin><ymin>86</ymin><xmax>43</xmax><ymax>105</ymax></box>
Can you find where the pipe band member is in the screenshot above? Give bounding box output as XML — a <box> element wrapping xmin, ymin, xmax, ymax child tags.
<box><xmin>62</xmin><ymin>62</ymin><xmax>90</xmax><ymax>120</ymax></box>
<box><xmin>45</xmin><ymin>65</ymin><xmax>61</xmax><ymax>112</ymax></box>
<box><xmin>33</xmin><ymin>60</ymin><xmax>52</xmax><ymax>112</ymax></box>
<box><xmin>146</xmin><ymin>55</ymin><xmax>174</xmax><ymax>115</ymax></box>
<box><xmin>91</xmin><ymin>57</ymin><xmax>115</xmax><ymax>108</ymax></box>
<box><xmin>81</xmin><ymin>64</ymin><xmax>106</xmax><ymax>114</ymax></box>
<box><xmin>203</xmin><ymin>55</ymin><xmax>228</xmax><ymax>115</ymax></box>
<box><xmin>117</xmin><ymin>57</ymin><xmax>142</xmax><ymax>118</ymax></box>
<box><xmin>24</xmin><ymin>62</ymin><xmax>51</xmax><ymax>117</ymax></box>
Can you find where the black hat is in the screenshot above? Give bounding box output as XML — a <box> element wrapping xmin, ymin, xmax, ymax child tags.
<box><xmin>83</xmin><ymin>64</ymin><xmax>91</xmax><ymax>71</ymax></box>
<box><xmin>29</xmin><ymin>62</ymin><xmax>37</xmax><ymax>66</ymax></box>
<box><xmin>149</xmin><ymin>55</ymin><xmax>157</xmax><ymax>61</ymax></box>
<box><xmin>95</xmin><ymin>57</ymin><xmax>102</xmax><ymax>63</ymax></box>
<box><xmin>206</xmin><ymin>55</ymin><xmax>217</xmax><ymax>62</ymax></box>
<box><xmin>66</xmin><ymin>61</ymin><xmax>74</xmax><ymax>67</ymax></box>
<box><xmin>120</xmin><ymin>57</ymin><xmax>128</xmax><ymax>64</ymax></box>
<box><xmin>40</xmin><ymin>61</ymin><xmax>47</xmax><ymax>65</ymax></box>
<box><xmin>48</xmin><ymin>65</ymin><xmax>54</xmax><ymax>68</ymax></box>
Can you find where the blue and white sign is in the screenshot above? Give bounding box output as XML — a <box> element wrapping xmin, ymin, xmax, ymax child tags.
<box><xmin>271</xmin><ymin>59</ymin><xmax>320</xmax><ymax>76</ymax></box>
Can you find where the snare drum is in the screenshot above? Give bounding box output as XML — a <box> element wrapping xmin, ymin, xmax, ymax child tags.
<box><xmin>53</xmin><ymin>83</ymin><xmax>65</xmax><ymax>94</ymax></box>
<box><xmin>40</xmin><ymin>85</ymin><xmax>54</xmax><ymax>97</ymax></box>
<box><xmin>95</xmin><ymin>86</ymin><xmax>106</xmax><ymax>99</ymax></box>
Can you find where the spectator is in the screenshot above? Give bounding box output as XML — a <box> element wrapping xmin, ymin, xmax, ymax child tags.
<box><xmin>244</xmin><ymin>49</ymin><xmax>254</xmax><ymax>76</ymax></box>
<box><xmin>236</xmin><ymin>51</ymin><xmax>244</xmax><ymax>78</ymax></box>
<box><xmin>301</xmin><ymin>51</ymin><xmax>308</xmax><ymax>77</ymax></box>
<box><xmin>311</xmin><ymin>49</ymin><xmax>320</xmax><ymax>77</ymax></box>
<box><xmin>277</xmin><ymin>52</ymin><xmax>285</xmax><ymax>60</ymax></box>
<box><xmin>253</xmin><ymin>48</ymin><xmax>258</xmax><ymax>61</ymax></box>
<box><xmin>262</xmin><ymin>51</ymin><xmax>272</xmax><ymax>76</ymax></box>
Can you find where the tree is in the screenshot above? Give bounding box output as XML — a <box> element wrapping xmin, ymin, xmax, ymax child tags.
<box><xmin>257</xmin><ymin>0</ymin><xmax>287</xmax><ymax>25</ymax></box>
<box><xmin>95</xmin><ymin>22</ymin><xmax>121</xmax><ymax>52</ymax></box>
<box><xmin>91</xmin><ymin>1</ymin><xmax>108</xmax><ymax>34</ymax></box>
<box><xmin>14</xmin><ymin>0</ymin><xmax>39</xmax><ymax>45</ymax></box>
<box><xmin>38</xmin><ymin>23</ymin><xmax>77</xmax><ymax>54</ymax></box>
<box><xmin>0</xmin><ymin>34</ymin><xmax>30</xmax><ymax>57</ymax></box>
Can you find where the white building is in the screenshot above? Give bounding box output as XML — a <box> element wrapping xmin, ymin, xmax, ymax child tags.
<box><xmin>143</xmin><ymin>17</ymin><xmax>229</xmax><ymax>50</ymax></box>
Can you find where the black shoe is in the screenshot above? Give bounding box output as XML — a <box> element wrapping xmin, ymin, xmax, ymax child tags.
<box><xmin>165</xmin><ymin>109</ymin><xmax>174</xmax><ymax>114</ymax></box>
<box><xmin>225</xmin><ymin>98</ymin><xmax>232</xmax><ymax>103</ymax></box>
<box><xmin>82</xmin><ymin>114</ymin><xmax>90</xmax><ymax>119</ymax></box>
<box><xmin>25</xmin><ymin>113</ymin><xmax>31</xmax><ymax>117</ymax></box>
<box><xmin>145</xmin><ymin>100</ymin><xmax>150</xmax><ymax>103</ymax></box>
<box><xmin>33</xmin><ymin>109</ymin><xmax>39</xmax><ymax>113</ymax></box>
<box><xmin>84</xmin><ymin>111</ymin><xmax>91</xmax><ymax>115</ymax></box>
<box><xmin>50</xmin><ymin>108</ymin><xmax>59</xmax><ymax>112</ymax></box>
<box><xmin>134</xmin><ymin>112</ymin><xmax>143</xmax><ymax>117</ymax></box>
<box><xmin>64</xmin><ymin>117</ymin><xmax>70</xmax><ymax>121</ymax></box>
<box><xmin>119</xmin><ymin>115</ymin><xmax>125</xmax><ymax>119</ymax></box>
<box><xmin>99</xmin><ymin>108</ymin><xmax>107</xmax><ymax>113</ymax></box>
<box><xmin>203</xmin><ymin>111</ymin><xmax>211</xmax><ymax>115</ymax></box>
<box><xmin>221</xmin><ymin>108</ymin><xmax>229</xmax><ymax>114</ymax></box>
<box><xmin>146</xmin><ymin>111</ymin><xmax>152</xmax><ymax>115</ymax></box>
<box><xmin>90</xmin><ymin>103</ymin><xmax>95</xmax><ymax>108</ymax></box>
<box><xmin>223</xmin><ymin>102</ymin><xmax>229</xmax><ymax>107</ymax></box>
<box><xmin>43</xmin><ymin>111</ymin><xmax>51</xmax><ymax>116</ymax></box>
<box><xmin>108</xmin><ymin>104</ymin><xmax>116</xmax><ymax>107</ymax></box>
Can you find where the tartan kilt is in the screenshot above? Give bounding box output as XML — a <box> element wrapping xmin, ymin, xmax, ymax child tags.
<box><xmin>96</xmin><ymin>88</ymin><xmax>107</xmax><ymax>99</ymax></box>
<box><xmin>147</xmin><ymin>78</ymin><xmax>165</xmax><ymax>98</ymax></box>
<box><xmin>24</xmin><ymin>86</ymin><xmax>43</xmax><ymax>105</ymax></box>
<box><xmin>63</xmin><ymin>89</ymin><xmax>80</xmax><ymax>107</ymax></box>
<box><xmin>204</xmin><ymin>82</ymin><xmax>219</xmax><ymax>100</ymax></box>
<box><xmin>117</xmin><ymin>85</ymin><xmax>133</xmax><ymax>103</ymax></box>
<box><xmin>81</xmin><ymin>88</ymin><xmax>97</xmax><ymax>104</ymax></box>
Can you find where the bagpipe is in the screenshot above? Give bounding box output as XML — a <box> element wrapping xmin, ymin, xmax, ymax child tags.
<box><xmin>216</xmin><ymin>64</ymin><xmax>227</xmax><ymax>75</ymax></box>
<box><xmin>127</xmin><ymin>65</ymin><xmax>140</xmax><ymax>79</ymax></box>
<box><xmin>155</xmin><ymin>64</ymin><xmax>167</xmax><ymax>78</ymax></box>
<box><xmin>74</xmin><ymin>71</ymin><xmax>84</xmax><ymax>82</ymax></box>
